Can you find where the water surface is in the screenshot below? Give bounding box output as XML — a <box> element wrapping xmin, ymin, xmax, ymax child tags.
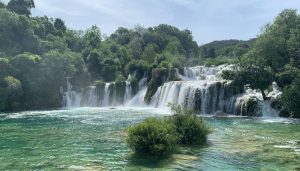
<box><xmin>0</xmin><ymin>108</ymin><xmax>299</xmax><ymax>170</ymax></box>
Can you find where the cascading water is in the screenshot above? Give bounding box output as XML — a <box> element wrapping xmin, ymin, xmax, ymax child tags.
<box><xmin>150</xmin><ymin>65</ymin><xmax>241</xmax><ymax>114</ymax></box>
<box><xmin>63</xmin><ymin>78</ymin><xmax>81</xmax><ymax>108</ymax></box>
<box><xmin>124</xmin><ymin>81</ymin><xmax>132</xmax><ymax>102</ymax></box>
<box><xmin>125</xmin><ymin>74</ymin><xmax>148</xmax><ymax>107</ymax></box>
<box><xmin>103</xmin><ymin>83</ymin><xmax>110</xmax><ymax>106</ymax></box>
<box><xmin>150</xmin><ymin>65</ymin><xmax>281</xmax><ymax>116</ymax></box>
<box><xmin>63</xmin><ymin>65</ymin><xmax>281</xmax><ymax>117</ymax></box>
<box><xmin>63</xmin><ymin>75</ymin><xmax>144</xmax><ymax>107</ymax></box>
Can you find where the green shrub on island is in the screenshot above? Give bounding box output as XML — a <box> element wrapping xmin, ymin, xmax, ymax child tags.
<box><xmin>126</xmin><ymin>118</ymin><xmax>177</xmax><ymax>156</ymax></box>
<box><xmin>126</xmin><ymin>104</ymin><xmax>211</xmax><ymax>157</ymax></box>
<box><xmin>169</xmin><ymin>104</ymin><xmax>211</xmax><ymax>145</ymax></box>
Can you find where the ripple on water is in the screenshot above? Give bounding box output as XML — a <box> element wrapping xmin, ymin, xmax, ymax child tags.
<box><xmin>0</xmin><ymin>108</ymin><xmax>299</xmax><ymax>170</ymax></box>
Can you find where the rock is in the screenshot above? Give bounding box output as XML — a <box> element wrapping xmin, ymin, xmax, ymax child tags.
<box><xmin>144</xmin><ymin>68</ymin><xmax>168</xmax><ymax>103</ymax></box>
<box><xmin>213</xmin><ymin>112</ymin><xmax>229</xmax><ymax>117</ymax></box>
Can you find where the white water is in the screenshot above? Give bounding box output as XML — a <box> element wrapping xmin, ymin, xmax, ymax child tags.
<box><xmin>124</xmin><ymin>81</ymin><xmax>132</xmax><ymax>103</ymax></box>
<box><xmin>150</xmin><ymin>65</ymin><xmax>281</xmax><ymax>116</ymax></box>
<box><xmin>63</xmin><ymin>65</ymin><xmax>281</xmax><ymax>117</ymax></box>
<box><xmin>63</xmin><ymin>74</ymin><xmax>147</xmax><ymax>107</ymax></box>
<box><xmin>126</xmin><ymin>88</ymin><xmax>147</xmax><ymax>107</ymax></box>
<box><xmin>63</xmin><ymin>78</ymin><xmax>81</xmax><ymax>108</ymax></box>
<box><xmin>103</xmin><ymin>83</ymin><xmax>110</xmax><ymax>106</ymax></box>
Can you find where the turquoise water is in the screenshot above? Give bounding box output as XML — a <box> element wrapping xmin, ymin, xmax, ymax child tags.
<box><xmin>0</xmin><ymin>108</ymin><xmax>299</xmax><ymax>170</ymax></box>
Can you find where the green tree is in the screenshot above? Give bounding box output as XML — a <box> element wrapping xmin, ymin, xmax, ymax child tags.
<box><xmin>282</xmin><ymin>75</ymin><xmax>300</xmax><ymax>118</ymax></box>
<box><xmin>0</xmin><ymin>1</ymin><xmax>5</xmax><ymax>8</ymax></box>
<box><xmin>0</xmin><ymin>76</ymin><xmax>23</xmax><ymax>110</ymax></box>
<box><xmin>141</xmin><ymin>44</ymin><xmax>157</xmax><ymax>64</ymax></box>
<box><xmin>54</xmin><ymin>18</ymin><xmax>67</xmax><ymax>35</ymax></box>
<box><xmin>0</xmin><ymin>58</ymin><xmax>11</xmax><ymax>78</ymax></box>
<box><xmin>7</xmin><ymin>0</ymin><xmax>35</xmax><ymax>16</ymax></box>
<box><xmin>86</xmin><ymin>50</ymin><xmax>103</xmax><ymax>79</ymax></box>
<box><xmin>83</xmin><ymin>25</ymin><xmax>102</xmax><ymax>49</ymax></box>
<box><xmin>222</xmin><ymin>50</ymin><xmax>273</xmax><ymax>100</ymax></box>
<box><xmin>0</xmin><ymin>8</ymin><xmax>39</xmax><ymax>55</ymax></box>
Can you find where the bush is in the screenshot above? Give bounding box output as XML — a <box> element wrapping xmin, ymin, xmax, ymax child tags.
<box><xmin>126</xmin><ymin>104</ymin><xmax>211</xmax><ymax>157</ymax></box>
<box><xmin>169</xmin><ymin>104</ymin><xmax>210</xmax><ymax>145</ymax></box>
<box><xmin>126</xmin><ymin>118</ymin><xmax>177</xmax><ymax>156</ymax></box>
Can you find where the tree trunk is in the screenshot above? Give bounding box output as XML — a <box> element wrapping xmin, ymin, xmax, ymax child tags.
<box><xmin>260</xmin><ymin>89</ymin><xmax>267</xmax><ymax>101</ymax></box>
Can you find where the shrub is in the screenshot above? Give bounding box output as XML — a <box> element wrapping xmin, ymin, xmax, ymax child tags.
<box><xmin>126</xmin><ymin>105</ymin><xmax>211</xmax><ymax>157</ymax></box>
<box><xmin>126</xmin><ymin>118</ymin><xmax>177</xmax><ymax>156</ymax></box>
<box><xmin>169</xmin><ymin>104</ymin><xmax>210</xmax><ymax>145</ymax></box>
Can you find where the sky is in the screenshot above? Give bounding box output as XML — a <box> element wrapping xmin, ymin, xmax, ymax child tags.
<box><xmin>28</xmin><ymin>0</ymin><xmax>300</xmax><ymax>44</ymax></box>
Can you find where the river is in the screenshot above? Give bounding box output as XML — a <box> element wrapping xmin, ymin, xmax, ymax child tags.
<box><xmin>0</xmin><ymin>108</ymin><xmax>299</xmax><ymax>170</ymax></box>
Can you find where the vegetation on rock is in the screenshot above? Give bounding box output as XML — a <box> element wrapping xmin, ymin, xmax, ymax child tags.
<box><xmin>126</xmin><ymin>118</ymin><xmax>177</xmax><ymax>156</ymax></box>
<box><xmin>126</xmin><ymin>104</ymin><xmax>210</xmax><ymax>157</ymax></box>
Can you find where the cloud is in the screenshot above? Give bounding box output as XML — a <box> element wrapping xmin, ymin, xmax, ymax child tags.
<box><xmin>32</xmin><ymin>0</ymin><xmax>300</xmax><ymax>44</ymax></box>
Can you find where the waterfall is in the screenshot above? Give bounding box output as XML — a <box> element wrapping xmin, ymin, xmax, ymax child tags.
<box><xmin>63</xmin><ymin>78</ymin><xmax>138</xmax><ymax>107</ymax></box>
<box><xmin>150</xmin><ymin>80</ymin><xmax>241</xmax><ymax>114</ymax></box>
<box><xmin>150</xmin><ymin>65</ymin><xmax>281</xmax><ymax>116</ymax></box>
<box><xmin>150</xmin><ymin>65</ymin><xmax>236</xmax><ymax>113</ymax></box>
<box><xmin>124</xmin><ymin>81</ymin><xmax>132</xmax><ymax>102</ymax></box>
<box><xmin>126</xmin><ymin>74</ymin><xmax>148</xmax><ymax>107</ymax></box>
<box><xmin>63</xmin><ymin>65</ymin><xmax>281</xmax><ymax>117</ymax></box>
<box><xmin>63</xmin><ymin>78</ymin><xmax>81</xmax><ymax>108</ymax></box>
<box><xmin>126</xmin><ymin>88</ymin><xmax>147</xmax><ymax>107</ymax></box>
<box><xmin>138</xmin><ymin>73</ymin><xmax>148</xmax><ymax>89</ymax></box>
<box><xmin>81</xmin><ymin>86</ymin><xmax>98</xmax><ymax>107</ymax></box>
<box><xmin>103</xmin><ymin>83</ymin><xmax>110</xmax><ymax>106</ymax></box>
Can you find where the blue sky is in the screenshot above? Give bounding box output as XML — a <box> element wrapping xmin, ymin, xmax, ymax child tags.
<box><xmin>29</xmin><ymin>0</ymin><xmax>300</xmax><ymax>44</ymax></box>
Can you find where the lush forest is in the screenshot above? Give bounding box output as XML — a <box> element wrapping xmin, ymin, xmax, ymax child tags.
<box><xmin>0</xmin><ymin>0</ymin><xmax>299</xmax><ymax>117</ymax></box>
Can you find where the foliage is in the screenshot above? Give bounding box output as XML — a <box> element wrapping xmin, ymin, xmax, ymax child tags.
<box><xmin>7</xmin><ymin>0</ymin><xmax>35</xmax><ymax>16</ymax></box>
<box><xmin>126</xmin><ymin>118</ymin><xmax>177</xmax><ymax>156</ymax></box>
<box><xmin>0</xmin><ymin>8</ymin><xmax>38</xmax><ymax>55</ymax></box>
<box><xmin>0</xmin><ymin>0</ymin><xmax>299</xmax><ymax>118</ymax></box>
<box><xmin>126</xmin><ymin>104</ymin><xmax>211</xmax><ymax>157</ymax></box>
<box><xmin>83</xmin><ymin>25</ymin><xmax>102</xmax><ymax>49</ymax></box>
<box><xmin>199</xmin><ymin>39</ymin><xmax>255</xmax><ymax>59</ymax></box>
<box><xmin>282</xmin><ymin>76</ymin><xmax>300</xmax><ymax>118</ymax></box>
<box><xmin>168</xmin><ymin>104</ymin><xmax>211</xmax><ymax>145</ymax></box>
<box><xmin>222</xmin><ymin>50</ymin><xmax>273</xmax><ymax>100</ymax></box>
<box><xmin>0</xmin><ymin>76</ymin><xmax>22</xmax><ymax>110</ymax></box>
<box><xmin>125</xmin><ymin>60</ymin><xmax>148</xmax><ymax>80</ymax></box>
<box><xmin>54</xmin><ymin>18</ymin><xmax>67</xmax><ymax>36</ymax></box>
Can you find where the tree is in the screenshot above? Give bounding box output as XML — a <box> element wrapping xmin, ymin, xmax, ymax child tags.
<box><xmin>83</xmin><ymin>25</ymin><xmax>101</xmax><ymax>49</ymax></box>
<box><xmin>7</xmin><ymin>0</ymin><xmax>35</xmax><ymax>16</ymax></box>
<box><xmin>0</xmin><ymin>76</ymin><xmax>23</xmax><ymax>111</ymax></box>
<box><xmin>0</xmin><ymin>8</ymin><xmax>39</xmax><ymax>55</ymax></box>
<box><xmin>0</xmin><ymin>58</ymin><xmax>11</xmax><ymax>78</ymax></box>
<box><xmin>54</xmin><ymin>18</ymin><xmax>67</xmax><ymax>34</ymax></box>
<box><xmin>282</xmin><ymin>75</ymin><xmax>300</xmax><ymax>118</ymax></box>
<box><xmin>0</xmin><ymin>2</ymin><xmax>5</xmax><ymax>8</ymax></box>
<box><xmin>141</xmin><ymin>44</ymin><xmax>157</xmax><ymax>64</ymax></box>
<box><xmin>86</xmin><ymin>50</ymin><xmax>103</xmax><ymax>79</ymax></box>
<box><xmin>222</xmin><ymin>50</ymin><xmax>273</xmax><ymax>100</ymax></box>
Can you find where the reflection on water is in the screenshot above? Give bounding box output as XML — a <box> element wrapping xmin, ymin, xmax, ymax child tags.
<box><xmin>0</xmin><ymin>108</ymin><xmax>299</xmax><ymax>170</ymax></box>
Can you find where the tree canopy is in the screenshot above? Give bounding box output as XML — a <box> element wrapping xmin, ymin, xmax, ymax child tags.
<box><xmin>7</xmin><ymin>0</ymin><xmax>35</xmax><ymax>16</ymax></box>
